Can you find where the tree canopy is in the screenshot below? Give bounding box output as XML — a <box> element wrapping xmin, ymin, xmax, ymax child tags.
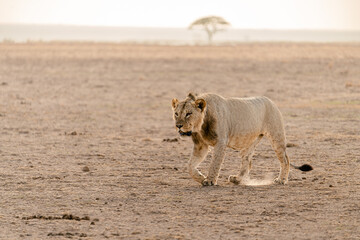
<box><xmin>189</xmin><ymin>16</ymin><xmax>230</xmax><ymax>44</ymax></box>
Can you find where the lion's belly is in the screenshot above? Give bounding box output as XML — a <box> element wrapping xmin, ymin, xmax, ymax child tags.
<box><xmin>224</xmin><ymin>97</ymin><xmax>267</xmax><ymax>150</ymax></box>
<box><xmin>227</xmin><ymin>133</ymin><xmax>260</xmax><ymax>150</ymax></box>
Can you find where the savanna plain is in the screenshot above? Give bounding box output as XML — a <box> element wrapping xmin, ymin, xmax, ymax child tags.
<box><xmin>0</xmin><ymin>42</ymin><xmax>359</xmax><ymax>239</ymax></box>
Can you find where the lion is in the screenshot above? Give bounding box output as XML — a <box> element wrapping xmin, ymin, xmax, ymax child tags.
<box><xmin>171</xmin><ymin>93</ymin><xmax>312</xmax><ymax>186</ymax></box>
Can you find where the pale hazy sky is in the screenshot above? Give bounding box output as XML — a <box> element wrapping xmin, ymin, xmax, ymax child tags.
<box><xmin>1</xmin><ymin>0</ymin><xmax>360</xmax><ymax>30</ymax></box>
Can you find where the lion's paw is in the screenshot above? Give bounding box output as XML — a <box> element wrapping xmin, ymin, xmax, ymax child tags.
<box><xmin>201</xmin><ymin>178</ymin><xmax>215</xmax><ymax>186</ymax></box>
<box><xmin>274</xmin><ymin>177</ymin><xmax>288</xmax><ymax>185</ymax></box>
<box><xmin>228</xmin><ymin>175</ymin><xmax>241</xmax><ymax>185</ymax></box>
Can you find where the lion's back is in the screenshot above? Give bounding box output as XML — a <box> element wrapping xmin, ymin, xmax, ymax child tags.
<box><xmin>200</xmin><ymin>94</ymin><xmax>283</xmax><ymax>137</ymax></box>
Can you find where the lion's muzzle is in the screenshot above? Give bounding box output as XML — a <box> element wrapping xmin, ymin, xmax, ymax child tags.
<box><xmin>179</xmin><ymin>130</ymin><xmax>192</xmax><ymax>136</ymax></box>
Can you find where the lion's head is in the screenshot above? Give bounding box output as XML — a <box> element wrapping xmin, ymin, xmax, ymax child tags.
<box><xmin>171</xmin><ymin>93</ymin><xmax>206</xmax><ymax>137</ymax></box>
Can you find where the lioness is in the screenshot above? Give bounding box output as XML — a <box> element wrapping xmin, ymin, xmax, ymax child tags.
<box><xmin>171</xmin><ymin>93</ymin><xmax>312</xmax><ymax>186</ymax></box>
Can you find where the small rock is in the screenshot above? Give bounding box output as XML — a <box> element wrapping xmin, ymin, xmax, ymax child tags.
<box><xmin>163</xmin><ymin>138</ymin><xmax>178</xmax><ymax>142</ymax></box>
<box><xmin>312</xmin><ymin>177</ymin><xmax>319</xmax><ymax>182</ymax></box>
<box><xmin>62</xmin><ymin>214</ymin><xmax>73</xmax><ymax>220</ymax></box>
<box><xmin>286</xmin><ymin>143</ymin><xmax>298</xmax><ymax>148</ymax></box>
<box><xmin>82</xmin><ymin>166</ymin><xmax>90</xmax><ymax>172</ymax></box>
<box><xmin>70</xmin><ymin>131</ymin><xmax>77</xmax><ymax>135</ymax></box>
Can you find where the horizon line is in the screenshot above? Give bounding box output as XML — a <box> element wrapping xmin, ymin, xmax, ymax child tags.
<box><xmin>1</xmin><ymin>22</ymin><xmax>360</xmax><ymax>32</ymax></box>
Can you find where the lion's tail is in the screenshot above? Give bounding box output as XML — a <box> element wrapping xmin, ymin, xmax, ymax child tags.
<box><xmin>286</xmin><ymin>152</ymin><xmax>313</xmax><ymax>171</ymax></box>
<box><xmin>290</xmin><ymin>163</ymin><xmax>313</xmax><ymax>171</ymax></box>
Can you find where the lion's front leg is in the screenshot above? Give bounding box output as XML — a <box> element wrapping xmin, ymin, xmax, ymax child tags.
<box><xmin>188</xmin><ymin>143</ymin><xmax>209</xmax><ymax>184</ymax></box>
<box><xmin>203</xmin><ymin>142</ymin><xmax>226</xmax><ymax>186</ymax></box>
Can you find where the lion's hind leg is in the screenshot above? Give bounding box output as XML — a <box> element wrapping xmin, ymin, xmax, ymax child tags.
<box><xmin>228</xmin><ymin>135</ymin><xmax>263</xmax><ymax>185</ymax></box>
<box><xmin>268</xmin><ymin>134</ymin><xmax>290</xmax><ymax>184</ymax></box>
<box><xmin>273</xmin><ymin>150</ymin><xmax>290</xmax><ymax>185</ymax></box>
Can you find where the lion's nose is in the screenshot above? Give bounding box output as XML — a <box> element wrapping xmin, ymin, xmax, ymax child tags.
<box><xmin>176</xmin><ymin>124</ymin><xmax>183</xmax><ymax>129</ymax></box>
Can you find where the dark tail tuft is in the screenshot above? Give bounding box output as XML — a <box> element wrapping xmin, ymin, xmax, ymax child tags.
<box><xmin>298</xmin><ymin>164</ymin><xmax>313</xmax><ymax>171</ymax></box>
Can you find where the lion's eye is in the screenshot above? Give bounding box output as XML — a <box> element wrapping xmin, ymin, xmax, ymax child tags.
<box><xmin>175</xmin><ymin>112</ymin><xmax>179</xmax><ymax>117</ymax></box>
<box><xmin>186</xmin><ymin>112</ymin><xmax>192</xmax><ymax>118</ymax></box>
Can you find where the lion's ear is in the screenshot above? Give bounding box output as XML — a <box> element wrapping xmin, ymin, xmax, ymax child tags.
<box><xmin>187</xmin><ymin>92</ymin><xmax>196</xmax><ymax>101</ymax></box>
<box><xmin>195</xmin><ymin>99</ymin><xmax>206</xmax><ymax>112</ymax></box>
<box><xmin>171</xmin><ymin>98</ymin><xmax>179</xmax><ymax>109</ymax></box>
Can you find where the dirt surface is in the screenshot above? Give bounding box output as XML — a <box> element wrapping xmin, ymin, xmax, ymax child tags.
<box><xmin>0</xmin><ymin>42</ymin><xmax>359</xmax><ymax>239</ymax></box>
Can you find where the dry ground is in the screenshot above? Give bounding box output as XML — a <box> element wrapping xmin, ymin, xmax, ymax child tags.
<box><xmin>0</xmin><ymin>42</ymin><xmax>359</xmax><ymax>239</ymax></box>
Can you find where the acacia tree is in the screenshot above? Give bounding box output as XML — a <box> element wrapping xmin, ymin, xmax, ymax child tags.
<box><xmin>189</xmin><ymin>16</ymin><xmax>230</xmax><ymax>44</ymax></box>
